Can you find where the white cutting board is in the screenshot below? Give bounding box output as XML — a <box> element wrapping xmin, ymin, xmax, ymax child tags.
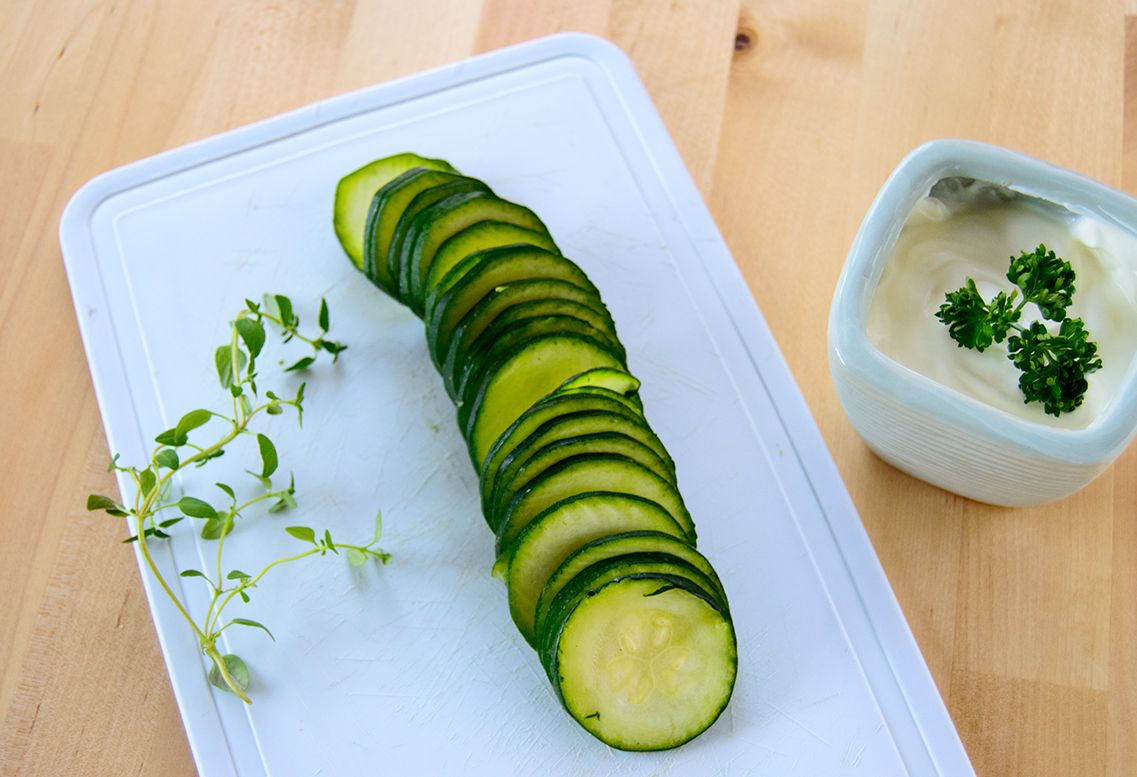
<box><xmin>60</xmin><ymin>33</ymin><xmax>974</xmax><ymax>777</ymax></box>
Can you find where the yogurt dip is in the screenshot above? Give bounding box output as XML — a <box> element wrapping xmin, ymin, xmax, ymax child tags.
<box><xmin>866</xmin><ymin>178</ymin><xmax>1137</xmax><ymax>430</ymax></box>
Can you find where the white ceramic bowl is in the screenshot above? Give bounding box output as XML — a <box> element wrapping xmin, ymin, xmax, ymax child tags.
<box><xmin>829</xmin><ymin>139</ymin><xmax>1137</xmax><ymax>506</ymax></box>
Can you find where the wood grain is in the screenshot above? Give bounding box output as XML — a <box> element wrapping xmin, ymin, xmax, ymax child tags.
<box><xmin>2</xmin><ymin>1</ymin><xmax>1133</xmax><ymax>775</ymax></box>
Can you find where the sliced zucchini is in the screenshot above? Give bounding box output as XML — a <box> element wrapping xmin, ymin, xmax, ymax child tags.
<box><xmin>362</xmin><ymin>167</ymin><xmax>469</xmax><ymax>292</ymax></box>
<box><xmin>337</xmin><ymin>152</ymin><xmax>736</xmax><ymax>752</ymax></box>
<box><xmin>478</xmin><ymin>392</ymin><xmax>650</xmax><ymax>528</ymax></box>
<box><xmin>534</xmin><ymin>531</ymin><xmax>726</xmax><ymax>640</ymax></box>
<box><xmin>463</xmin><ymin>333</ymin><xmax>624</xmax><ymax>469</ymax></box>
<box><xmin>537</xmin><ymin>555</ymin><xmax>726</xmax><ymax>667</ymax></box>
<box><xmin>552</xmin><ymin>384</ymin><xmax>645</xmax><ymax>416</ymax></box>
<box><xmin>451</xmin><ymin>297</ymin><xmax>621</xmax><ymax>388</ymax></box>
<box><xmin>333</xmin><ymin>153</ymin><xmax>456</xmax><ymax>269</ymax></box>
<box><xmin>494</xmin><ymin>453</ymin><xmax>696</xmax><ymax>555</ymax></box>
<box><xmin>425</xmin><ymin>221</ymin><xmax>559</xmax><ymax>303</ymax></box>
<box><xmin>424</xmin><ymin>245</ymin><xmax>596</xmax><ymax>341</ymax></box>
<box><xmin>488</xmin><ymin>432</ymin><xmax>676</xmax><ymax>525</ymax></box>
<box><xmin>493</xmin><ymin>492</ymin><xmax>688</xmax><ymax>645</ymax></box>
<box><xmin>546</xmin><ymin>575</ymin><xmax>736</xmax><ymax>751</ymax></box>
<box><xmin>558</xmin><ymin>367</ymin><xmax>641</xmax><ymax>398</ymax></box>
<box><xmin>387</xmin><ymin>185</ymin><xmax>493</xmax><ymax>304</ymax></box>
<box><xmin>400</xmin><ymin>195</ymin><xmax>550</xmax><ymax>312</ymax></box>
<box><xmin>555</xmin><ymin>368</ymin><xmax>644</xmax><ymax>413</ymax></box>
<box><xmin>433</xmin><ymin>279</ymin><xmax>606</xmax><ymax>380</ymax></box>
<box><xmin>482</xmin><ymin>408</ymin><xmax>674</xmax><ymax>517</ymax></box>
<box><xmin>453</xmin><ymin>315</ymin><xmax>626</xmax><ymax>407</ymax></box>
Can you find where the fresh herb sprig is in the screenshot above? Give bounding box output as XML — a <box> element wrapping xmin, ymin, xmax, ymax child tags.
<box><xmin>936</xmin><ymin>244</ymin><xmax>1102</xmax><ymax>416</ymax></box>
<box><xmin>86</xmin><ymin>295</ymin><xmax>388</xmax><ymax>702</ymax></box>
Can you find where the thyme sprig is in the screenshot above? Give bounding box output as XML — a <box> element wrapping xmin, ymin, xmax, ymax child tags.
<box><xmin>87</xmin><ymin>295</ymin><xmax>387</xmax><ymax>702</ymax></box>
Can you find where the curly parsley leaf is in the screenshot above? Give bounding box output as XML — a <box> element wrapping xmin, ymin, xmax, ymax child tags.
<box><xmin>1006</xmin><ymin>244</ymin><xmax>1076</xmax><ymax>321</ymax></box>
<box><xmin>1007</xmin><ymin>319</ymin><xmax>1102</xmax><ymax>416</ymax></box>
<box><xmin>937</xmin><ymin>245</ymin><xmax>1100</xmax><ymax>416</ymax></box>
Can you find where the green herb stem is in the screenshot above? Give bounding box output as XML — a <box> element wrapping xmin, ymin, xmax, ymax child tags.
<box><xmin>89</xmin><ymin>295</ymin><xmax>375</xmax><ymax>705</ymax></box>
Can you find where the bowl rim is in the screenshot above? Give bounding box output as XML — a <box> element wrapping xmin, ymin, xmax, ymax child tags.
<box><xmin>829</xmin><ymin>138</ymin><xmax>1137</xmax><ymax>465</ymax></box>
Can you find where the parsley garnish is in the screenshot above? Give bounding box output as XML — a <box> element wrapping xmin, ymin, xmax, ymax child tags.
<box><xmin>935</xmin><ymin>244</ymin><xmax>1102</xmax><ymax>416</ymax></box>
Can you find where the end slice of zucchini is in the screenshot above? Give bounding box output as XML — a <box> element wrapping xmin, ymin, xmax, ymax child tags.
<box><xmin>548</xmin><ymin>575</ymin><xmax>737</xmax><ymax>751</ymax></box>
<box><xmin>333</xmin><ymin>153</ymin><xmax>456</xmax><ymax>269</ymax></box>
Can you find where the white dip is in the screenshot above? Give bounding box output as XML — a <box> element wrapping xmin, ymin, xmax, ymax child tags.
<box><xmin>866</xmin><ymin>178</ymin><xmax>1137</xmax><ymax>429</ymax></box>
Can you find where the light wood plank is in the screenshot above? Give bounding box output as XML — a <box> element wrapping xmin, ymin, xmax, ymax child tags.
<box><xmin>950</xmin><ymin>670</ymin><xmax>1108</xmax><ymax>777</ymax></box>
<box><xmin>1</xmin><ymin>2</ymin><xmax>1133</xmax><ymax>776</ymax></box>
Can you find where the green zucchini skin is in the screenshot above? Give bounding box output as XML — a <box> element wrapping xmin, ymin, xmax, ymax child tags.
<box><xmin>478</xmin><ymin>391</ymin><xmax>650</xmax><ymax>528</ymax></box>
<box><xmin>484</xmin><ymin>411</ymin><xmax>675</xmax><ymax>518</ymax></box>
<box><xmin>400</xmin><ymin>195</ymin><xmax>551</xmax><ymax>313</ymax></box>
<box><xmin>448</xmin><ymin>299</ymin><xmax>623</xmax><ymax>401</ymax></box>
<box><xmin>335</xmin><ymin>153</ymin><xmax>735</xmax><ymax>752</ymax></box>
<box><xmin>453</xmin><ymin>315</ymin><xmax>626</xmax><ymax>408</ymax></box>
<box><xmin>362</xmin><ymin>168</ymin><xmax>470</xmax><ymax>293</ymax></box>
<box><xmin>389</xmin><ymin>186</ymin><xmax>493</xmax><ymax>306</ymax></box>
<box><xmin>435</xmin><ymin>279</ymin><xmax>608</xmax><ymax>383</ymax></box>
<box><xmin>425</xmin><ymin>245</ymin><xmax>599</xmax><ymax>363</ymax></box>
<box><xmin>426</xmin><ymin>221</ymin><xmax>559</xmax><ymax>303</ymax></box>
<box><xmin>493</xmin><ymin>453</ymin><xmax>697</xmax><ymax>555</ymax></box>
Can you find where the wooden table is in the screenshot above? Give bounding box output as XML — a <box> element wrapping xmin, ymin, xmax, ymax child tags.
<box><xmin>2</xmin><ymin>1</ymin><xmax>1133</xmax><ymax>774</ymax></box>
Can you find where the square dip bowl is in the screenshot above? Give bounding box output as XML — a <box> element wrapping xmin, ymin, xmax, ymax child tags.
<box><xmin>829</xmin><ymin>139</ymin><xmax>1137</xmax><ymax>506</ymax></box>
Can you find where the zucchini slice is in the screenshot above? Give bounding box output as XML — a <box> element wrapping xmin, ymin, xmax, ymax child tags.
<box><xmin>493</xmin><ymin>453</ymin><xmax>696</xmax><ymax>555</ymax></box>
<box><xmin>488</xmin><ymin>432</ymin><xmax>676</xmax><ymax>524</ymax></box>
<box><xmin>362</xmin><ymin>168</ymin><xmax>470</xmax><ymax>293</ymax></box>
<box><xmin>448</xmin><ymin>298</ymin><xmax>622</xmax><ymax>399</ymax></box>
<box><xmin>387</xmin><ymin>185</ymin><xmax>492</xmax><ymax>304</ymax></box>
<box><xmin>425</xmin><ymin>221</ymin><xmax>559</xmax><ymax>302</ymax></box>
<box><xmin>453</xmin><ymin>315</ymin><xmax>626</xmax><ymax>407</ymax></box>
<box><xmin>554</xmin><ymin>369</ymin><xmax>645</xmax><ymax>414</ymax></box>
<box><xmin>333</xmin><ymin>153</ymin><xmax>456</xmax><ymax>269</ymax></box>
<box><xmin>337</xmin><ymin>153</ymin><xmax>736</xmax><ymax>752</ymax></box>
<box><xmin>534</xmin><ymin>531</ymin><xmax>726</xmax><ymax>640</ymax></box>
<box><xmin>434</xmin><ymin>279</ymin><xmax>606</xmax><ymax>379</ymax></box>
<box><xmin>478</xmin><ymin>392</ymin><xmax>650</xmax><ymax>527</ymax></box>
<box><xmin>537</xmin><ymin>555</ymin><xmax>726</xmax><ymax>667</ymax></box>
<box><xmin>425</xmin><ymin>246</ymin><xmax>598</xmax><ymax>357</ymax></box>
<box><xmin>494</xmin><ymin>492</ymin><xmax>689</xmax><ymax>645</ymax></box>
<box><xmin>463</xmin><ymin>333</ymin><xmax>624</xmax><ymax>469</ymax></box>
<box><xmin>482</xmin><ymin>409</ymin><xmax>674</xmax><ymax>516</ymax></box>
<box><xmin>546</xmin><ymin>575</ymin><xmax>736</xmax><ymax>751</ymax></box>
<box><xmin>400</xmin><ymin>195</ymin><xmax>550</xmax><ymax>312</ymax></box>
<box><xmin>558</xmin><ymin>367</ymin><xmax>641</xmax><ymax>398</ymax></box>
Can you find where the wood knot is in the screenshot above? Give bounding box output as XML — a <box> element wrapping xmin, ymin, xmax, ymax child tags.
<box><xmin>734</xmin><ymin>28</ymin><xmax>755</xmax><ymax>52</ymax></box>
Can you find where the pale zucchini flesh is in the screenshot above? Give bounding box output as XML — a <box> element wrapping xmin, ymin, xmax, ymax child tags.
<box><xmin>548</xmin><ymin>576</ymin><xmax>737</xmax><ymax>751</ymax></box>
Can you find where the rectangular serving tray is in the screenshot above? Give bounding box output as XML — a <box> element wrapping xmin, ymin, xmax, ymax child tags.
<box><xmin>59</xmin><ymin>32</ymin><xmax>974</xmax><ymax>777</ymax></box>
